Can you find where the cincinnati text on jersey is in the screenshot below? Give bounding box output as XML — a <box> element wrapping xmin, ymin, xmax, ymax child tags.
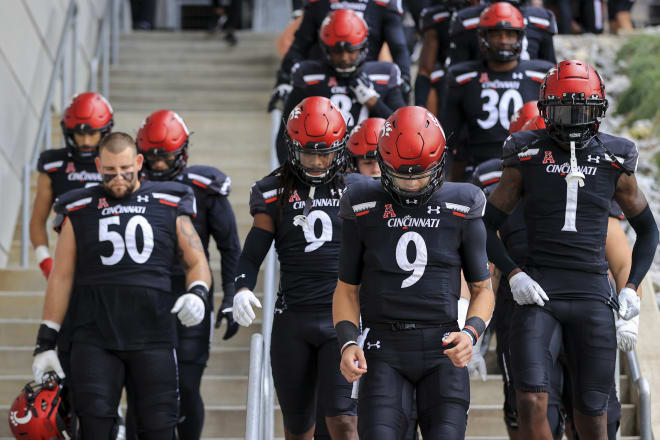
<box><xmin>67</xmin><ymin>170</ymin><xmax>102</xmax><ymax>181</ymax></box>
<box><xmin>481</xmin><ymin>79</ymin><xmax>520</xmax><ymax>90</ymax></box>
<box><xmin>545</xmin><ymin>163</ymin><xmax>598</xmax><ymax>176</ymax></box>
<box><xmin>293</xmin><ymin>198</ymin><xmax>340</xmax><ymax>210</ymax></box>
<box><xmin>387</xmin><ymin>215</ymin><xmax>442</xmax><ymax>228</ymax></box>
<box><xmin>101</xmin><ymin>205</ymin><xmax>147</xmax><ymax>216</ymax></box>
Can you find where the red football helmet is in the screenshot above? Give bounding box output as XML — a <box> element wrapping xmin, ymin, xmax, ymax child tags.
<box><xmin>538</xmin><ymin>60</ymin><xmax>608</xmax><ymax>146</ymax></box>
<box><xmin>377</xmin><ymin>106</ymin><xmax>448</xmax><ymax>207</ymax></box>
<box><xmin>347</xmin><ymin>117</ymin><xmax>386</xmax><ymax>169</ymax></box>
<box><xmin>509</xmin><ymin>101</ymin><xmax>540</xmax><ymax>134</ymax></box>
<box><xmin>285</xmin><ymin>96</ymin><xmax>347</xmax><ymax>185</ymax></box>
<box><xmin>61</xmin><ymin>92</ymin><xmax>114</xmax><ymax>162</ymax></box>
<box><xmin>8</xmin><ymin>376</ymin><xmax>72</xmax><ymax>440</ymax></box>
<box><xmin>319</xmin><ymin>9</ymin><xmax>369</xmax><ymax>78</ymax></box>
<box><xmin>137</xmin><ymin>110</ymin><xmax>190</xmax><ymax>180</ymax></box>
<box><xmin>478</xmin><ymin>2</ymin><xmax>525</xmax><ymax>62</ymax></box>
<box><xmin>521</xmin><ymin>115</ymin><xmax>546</xmax><ymax>131</ymax></box>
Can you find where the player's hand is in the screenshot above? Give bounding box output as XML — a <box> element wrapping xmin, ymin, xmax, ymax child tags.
<box><xmin>350</xmin><ymin>72</ymin><xmax>380</xmax><ymax>105</ymax></box>
<box><xmin>32</xmin><ymin>350</ymin><xmax>65</xmax><ymax>384</ymax></box>
<box><xmin>509</xmin><ymin>271</ymin><xmax>548</xmax><ymax>306</ymax></box>
<box><xmin>467</xmin><ymin>335</ymin><xmax>487</xmax><ymax>381</ymax></box>
<box><xmin>268</xmin><ymin>83</ymin><xmax>293</xmax><ymax>112</ymax></box>
<box><xmin>443</xmin><ymin>331</ymin><xmax>473</xmax><ymax>368</ymax></box>
<box><xmin>401</xmin><ymin>73</ymin><xmax>412</xmax><ymax>97</ymax></box>
<box><xmin>171</xmin><ymin>293</ymin><xmax>205</xmax><ymax>327</ymax></box>
<box><xmin>36</xmin><ymin>246</ymin><xmax>53</xmax><ymax>279</ymax></box>
<box><xmin>616</xmin><ymin>313</ymin><xmax>639</xmax><ymax>352</ymax></box>
<box><xmin>340</xmin><ymin>345</ymin><xmax>367</xmax><ymax>383</ymax></box>
<box><xmin>233</xmin><ymin>289</ymin><xmax>262</xmax><ymax>327</ymax></box>
<box><xmin>618</xmin><ymin>287</ymin><xmax>640</xmax><ymax>320</ymax></box>
<box><xmin>215</xmin><ymin>294</ymin><xmax>239</xmax><ymax>340</ymax></box>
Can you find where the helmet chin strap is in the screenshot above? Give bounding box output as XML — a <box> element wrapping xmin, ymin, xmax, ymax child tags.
<box><xmin>561</xmin><ymin>141</ymin><xmax>584</xmax><ymax>232</ymax></box>
<box><xmin>566</xmin><ymin>140</ymin><xmax>585</xmax><ymax>187</ymax></box>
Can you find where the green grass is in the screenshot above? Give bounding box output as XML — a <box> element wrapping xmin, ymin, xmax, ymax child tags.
<box><xmin>615</xmin><ymin>35</ymin><xmax>660</xmax><ymax>135</ymax></box>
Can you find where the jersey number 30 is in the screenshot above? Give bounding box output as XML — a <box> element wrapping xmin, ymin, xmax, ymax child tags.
<box><xmin>99</xmin><ymin>216</ymin><xmax>154</xmax><ymax>265</ymax></box>
<box><xmin>477</xmin><ymin>89</ymin><xmax>523</xmax><ymax>131</ymax></box>
<box><xmin>395</xmin><ymin>231</ymin><xmax>428</xmax><ymax>288</ymax></box>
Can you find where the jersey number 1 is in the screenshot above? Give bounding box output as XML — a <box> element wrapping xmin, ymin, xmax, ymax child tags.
<box><xmin>99</xmin><ymin>215</ymin><xmax>154</xmax><ymax>265</ymax></box>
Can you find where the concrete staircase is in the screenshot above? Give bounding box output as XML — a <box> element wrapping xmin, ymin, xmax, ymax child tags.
<box><xmin>0</xmin><ymin>30</ymin><xmax>643</xmax><ymax>439</ymax></box>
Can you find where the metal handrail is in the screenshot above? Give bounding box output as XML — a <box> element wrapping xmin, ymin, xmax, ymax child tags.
<box><xmin>625</xmin><ymin>349</ymin><xmax>653</xmax><ymax>439</ymax></box>
<box><xmin>20</xmin><ymin>0</ymin><xmax>129</xmax><ymax>267</ymax></box>
<box><xmin>245</xmin><ymin>109</ymin><xmax>281</xmax><ymax>439</ymax></box>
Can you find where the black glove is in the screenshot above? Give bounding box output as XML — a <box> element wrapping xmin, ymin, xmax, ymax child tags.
<box><xmin>401</xmin><ymin>73</ymin><xmax>412</xmax><ymax>100</ymax></box>
<box><xmin>215</xmin><ymin>283</ymin><xmax>239</xmax><ymax>340</ymax></box>
<box><xmin>267</xmin><ymin>71</ymin><xmax>292</xmax><ymax>112</ymax></box>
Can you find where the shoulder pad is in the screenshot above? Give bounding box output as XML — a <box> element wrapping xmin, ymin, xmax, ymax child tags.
<box><xmin>450</xmin><ymin>5</ymin><xmax>486</xmax><ymax>35</ymax></box>
<box><xmin>147</xmin><ymin>181</ymin><xmax>197</xmax><ymax>217</ymax></box>
<box><xmin>249</xmin><ymin>175</ymin><xmax>283</xmax><ymax>216</ymax></box>
<box><xmin>37</xmin><ymin>148</ymin><xmax>70</xmax><ymax>173</ymax></box>
<box><xmin>520</xmin><ymin>60</ymin><xmax>554</xmax><ymax>83</ymax></box>
<box><xmin>420</xmin><ymin>5</ymin><xmax>451</xmax><ymax>32</ymax></box>
<box><xmin>53</xmin><ymin>187</ymin><xmax>98</xmax><ymax>216</ymax></box>
<box><xmin>292</xmin><ymin>61</ymin><xmax>326</xmax><ymax>87</ymax></box>
<box><xmin>596</xmin><ymin>133</ymin><xmax>639</xmax><ymax>174</ymax></box>
<box><xmin>343</xmin><ymin>172</ymin><xmax>373</xmax><ymax>186</ymax></box>
<box><xmin>522</xmin><ymin>6</ymin><xmax>558</xmax><ymax>34</ymax></box>
<box><xmin>183</xmin><ymin>165</ymin><xmax>231</xmax><ymax>196</ymax></box>
<box><xmin>363</xmin><ymin>62</ymin><xmax>402</xmax><ymax>88</ymax></box>
<box><xmin>502</xmin><ymin>130</ymin><xmax>545</xmax><ymax>167</ymax></box>
<box><xmin>439</xmin><ymin>182</ymin><xmax>487</xmax><ymax>219</ymax></box>
<box><xmin>447</xmin><ymin>61</ymin><xmax>481</xmax><ymax>86</ymax></box>
<box><xmin>339</xmin><ymin>178</ymin><xmax>382</xmax><ymax>219</ymax></box>
<box><xmin>471</xmin><ymin>158</ymin><xmax>503</xmax><ymax>189</ymax></box>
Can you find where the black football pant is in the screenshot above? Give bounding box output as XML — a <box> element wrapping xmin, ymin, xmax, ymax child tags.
<box><xmin>270</xmin><ymin>307</ymin><xmax>356</xmax><ymax>434</ymax></box>
<box><xmin>358</xmin><ymin>325</ymin><xmax>469</xmax><ymax>440</ymax></box>
<box><xmin>510</xmin><ymin>298</ymin><xmax>616</xmax><ymax>416</ymax></box>
<box><xmin>70</xmin><ymin>342</ymin><xmax>178</xmax><ymax>440</ymax></box>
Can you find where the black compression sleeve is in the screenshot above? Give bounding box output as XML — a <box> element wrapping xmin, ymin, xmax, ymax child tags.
<box><xmin>235</xmin><ymin>227</ymin><xmax>274</xmax><ymax>292</ymax></box>
<box><xmin>414</xmin><ymin>74</ymin><xmax>432</xmax><ymax>107</ymax></box>
<box><xmin>208</xmin><ymin>196</ymin><xmax>241</xmax><ymax>291</ymax></box>
<box><xmin>484</xmin><ymin>201</ymin><xmax>518</xmax><ymax>278</ymax></box>
<box><xmin>626</xmin><ymin>205</ymin><xmax>659</xmax><ymax>288</ymax></box>
<box><xmin>459</xmin><ymin>218</ymin><xmax>491</xmax><ymax>283</ymax></box>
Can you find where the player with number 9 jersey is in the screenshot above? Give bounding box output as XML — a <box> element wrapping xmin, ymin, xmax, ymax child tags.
<box><xmin>334</xmin><ymin>106</ymin><xmax>494</xmax><ymax>438</ymax></box>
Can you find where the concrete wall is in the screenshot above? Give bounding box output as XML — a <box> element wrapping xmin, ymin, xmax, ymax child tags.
<box><xmin>0</xmin><ymin>0</ymin><xmax>107</xmax><ymax>267</ymax></box>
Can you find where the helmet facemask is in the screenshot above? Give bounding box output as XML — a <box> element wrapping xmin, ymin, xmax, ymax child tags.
<box><xmin>286</xmin><ymin>133</ymin><xmax>347</xmax><ymax>186</ymax></box>
<box><xmin>140</xmin><ymin>141</ymin><xmax>189</xmax><ymax>181</ymax></box>
<box><xmin>378</xmin><ymin>149</ymin><xmax>447</xmax><ymax>207</ymax></box>
<box><xmin>539</xmin><ymin>93</ymin><xmax>608</xmax><ymax>147</ymax></box>
<box><xmin>478</xmin><ymin>27</ymin><xmax>525</xmax><ymax>62</ymax></box>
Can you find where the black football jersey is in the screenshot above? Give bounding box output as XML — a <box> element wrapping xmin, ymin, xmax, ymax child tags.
<box><xmin>448</xmin><ymin>3</ymin><xmax>557</xmax><ymax>65</ymax></box>
<box><xmin>53</xmin><ymin>181</ymin><xmax>196</xmax><ymax>292</ymax></box>
<box><xmin>169</xmin><ymin>166</ymin><xmax>241</xmax><ymax>288</ymax></box>
<box><xmin>339</xmin><ymin>179</ymin><xmax>490</xmax><ymax>324</ymax></box>
<box><xmin>277</xmin><ymin>60</ymin><xmax>406</xmax><ymax>162</ymax></box>
<box><xmin>419</xmin><ymin>3</ymin><xmax>454</xmax><ymax>68</ymax></box>
<box><xmin>279</xmin><ymin>0</ymin><xmax>410</xmax><ymax>81</ymax></box>
<box><xmin>502</xmin><ymin>130</ymin><xmax>639</xmax><ymax>286</ymax></box>
<box><xmin>37</xmin><ymin>148</ymin><xmax>102</xmax><ymax>198</ymax></box>
<box><xmin>249</xmin><ymin>173</ymin><xmax>366</xmax><ymax>309</ymax></box>
<box><xmin>441</xmin><ymin>59</ymin><xmax>553</xmax><ymax>165</ymax></box>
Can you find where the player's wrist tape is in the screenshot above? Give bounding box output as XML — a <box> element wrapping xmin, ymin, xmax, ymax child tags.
<box><xmin>462</xmin><ymin>316</ymin><xmax>486</xmax><ymax>346</ymax></box>
<box><xmin>34</xmin><ymin>323</ymin><xmax>59</xmax><ymax>356</ymax></box>
<box><xmin>626</xmin><ymin>205</ymin><xmax>659</xmax><ymax>288</ymax></box>
<box><xmin>336</xmin><ymin>320</ymin><xmax>360</xmax><ymax>355</ymax></box>
<box><xmin>188</xmin><ymin>281</ymin><xmax>210</xmax><ymax>307</ymax></box>
<box><xmin>35</xmin><ymin>246</ymin><xmax>50</xmax><ymax>264</ymax></box>
<box><xmin>236</xmin><ymin>227</ymin><xmax>275</xmax><ymax>291</ymax></box>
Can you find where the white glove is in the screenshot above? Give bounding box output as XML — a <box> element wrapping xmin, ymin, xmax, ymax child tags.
<box><xmin>509</xmin><ymin>271</ymin><xmax>549</xmax><ymax>306</ymax></box>
<box><xmin>467</xmin><ymin>335</ymin><xmax>487</xmax><ymax>381</ymax></box>
<box><xmin>618</xmin><ymin>287</ymin><xmax>640</xmax><ymax>320</ymax></box>
<box><xmin>616</xmin><ymin>313</ymin><xmax>639</xmax><ymax>352</ymax></box>
<box><xmin>268</xmin><ymin>83</ymin><xmax>293</xmax><ymax>112</ymax></box>
<box><xmin>350</xmin><ymin>75</ymin><xmax>380</xmax><ymax>105</ymax></box>
<box><xmin>32</xmin><ymin>350</ymin><xmax>65</xmax><ymax>384</ymax></box>
<box><xmin>171</xmin><ymin>293</ymin><xmax>205</xmax><ymax>327</ymax></box>
<box><xmin>233</xmin><ymin>289</ymin><xmax>262</xmax><ymax>327</ymax></box>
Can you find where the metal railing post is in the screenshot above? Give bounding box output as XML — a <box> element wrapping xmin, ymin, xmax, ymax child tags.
<box><xmin>246</xmin><ymin>333</ymin><xmax>264</xmax><ymax>440</ymax></box>
<box><xmin>20</xmin><ymin>164</ymin><xmax>31</xmax><ymax>268</ymax></box>
<box><xmin>102</xmin><ymin>7</ymin><xmax>111</xmax><ymax>97</ymax></box>
<box><xmin>71</xmin><ymin>3</ymin><xmax>78</xmax><ymax>95</ymax></box>
<box><xmin>111</xmin><ymin>0</ymin><xmax>120</xmax><ymax>65</ymax></box>
<box><xmin>625</xmin><ymin>350</ymin><xmax>652</xmax><ymax>440</ymax></box>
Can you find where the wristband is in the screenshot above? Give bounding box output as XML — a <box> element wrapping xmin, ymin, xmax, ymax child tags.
<box><xmin>464</xmin><ymin>316</ymin><xmax>487</xmax><ymax>346</ymax></box>
<box><xmin>35</xmin><ymin>245</ymin><xmax>50</xmax><ymax>264</ymax></box>
<box><xmin>188</xmin><ymin>281</ymin><xmax>210</xmax><ymax>307</ymax></box>
<box><xmin>34</xmin><ymin>323</ymin><xmax>59</xmax><ymax>355</ymax></box>
<box><xmin>461</xmin><ymin>328</ymin><xmax>476</xmax><ymax>346</ymax></box>
<box><xmin>335</xmin><ymin>320</ymin><xmax>360</xmax><ymax>355</ymax></box>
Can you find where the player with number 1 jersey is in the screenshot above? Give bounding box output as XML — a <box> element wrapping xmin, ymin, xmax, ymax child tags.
<box><xmin>232</xmin><ymin>97</ymin><xmax>365</xmax><ymax>438</ymax></box>
<box><xmin>334</xmin><ymin>106</ymin><xmax>494</xmax><ymax>438</ymax></box>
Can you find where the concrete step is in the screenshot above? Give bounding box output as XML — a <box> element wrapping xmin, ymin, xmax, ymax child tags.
<box><xmin>119</xmin><ymin>30</ymin><xmax>279</xmax><ymax>43</ymax></box>
<box><xmin>109</xmin><ymin>91</ymin><xmax>269</xmax><ymax>112</ymax></box>
<box><xmin>111</xmin><ymin>76</ymin><xmax>272</xmax><ymax>92</ymax></box>
<box><xmin>110</xmin><ymin>62</ymin><xmax>276</xmax><ymax>78</ymax></box>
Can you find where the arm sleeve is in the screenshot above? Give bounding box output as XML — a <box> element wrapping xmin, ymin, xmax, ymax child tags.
<box><xmin>280</xmin><ymin>4</ymin><xmax>318</xmax><ymax>75</ymax></box>
<box><xmin>538</xmin><ymin>32</ymin><xmax>557</xmax><ymax>64</ymax></box>
<box><xmin>338</xmin><ymin>191</ymin><xmax>364</xmax><ymax>285</ymax></box>
<box><xmin>373</xmin><ymin>78</ymin><xmax>407</xmax><ymax>118</ymax></box>
<box><xmin>439</xmin><ymin>72</ymin><xmax>465</xmax><ymax>143</ymax></box>
<box><xmin>484</xmin><ymin>201</ymin><xmax>518</xmax><ymax>278</ymax></box>
<box><xmin>626</xmin><ymin>205</ymin><xmax>659</xmax><ymax>288</ymax></box>
<box><xmin>501</xmin><ymin>135</ymin><xmax>523</xmax><ymax>168</ymax></box>
<box><xmin>235</xmin><ymin>227</ymin><xmax>275</xmax><ymax>292</ymax></box>
<box><xmin>448</xmin><ymin>32</ymin><xmax>472</xmax><ymax>65</ymax></box>
<box><xmin>207</xmin><ymin>196</ymin><xmax>242</xmax><ymax>289</ymax></box>
<box><xmin>460</xmin><ymin>218</ymin><xmax>491</xmax><ymax>283</ymax></box>
<box><xmin>383</xmin><ymin>9</ymin><xmax>411</xmax><ymax>80</ymax></box>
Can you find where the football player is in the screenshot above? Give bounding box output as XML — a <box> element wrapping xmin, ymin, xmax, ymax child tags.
<box><xmin>276</xmin><ymin>9</ymin><xmax>407</xmax><ymax>164</ymax></box>
<box><xmin>136</xmin><ymin>110</ymin><xmax>241</xmax><ymax>440</ymax></box>
<box><xmin>31</xmin><ymin>133</ymin><xmax>212</xmax><ymax>439</ymax></box>
<box><xmin>334</xmin><ymin>106</ymin><xmax>495</xmax><ymax>438</ymax></box>
<box><xmin>449</xmin><ymin>0</ymin><xmax>557</xmax><ymax>65</ymax></box>
<box><xmin>232</xmin><ymin>97</ymin><xmax>365</xmax><ymax>439</ymax></box>
<box><xmin>346</xmin><ymin>117</ymin><xmax>385</xmax><ymax>177</ymax></box>
<box><xmin>441</xmin><ymin>2</ymin><xmax>554</xmax><ymax>181</ymax></box>
<box><xmin>484</xmin><ymin>60</ymin><xmax>657</xmax><ymax>440</ymax></box>
<box><xmin>30</xmin><ymin>92</ymin><xmax>113</xmax><ymax>280</ymax></box>
<box><xmin>269</xmin><ymin>0</ymin><xmax>411</xmax><ymax>113</ymax></box>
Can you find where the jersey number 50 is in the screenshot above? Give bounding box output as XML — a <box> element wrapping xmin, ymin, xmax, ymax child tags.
<box><xmin>99</xmin><ymin>215</ymin><xmax>154</xmax><ymax>265</ymax></box>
